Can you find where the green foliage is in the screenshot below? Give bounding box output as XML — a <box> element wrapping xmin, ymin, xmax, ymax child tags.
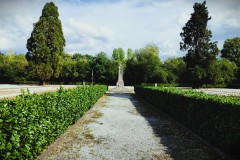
<box><xmin>61</xmin><ymin>54</ymin><xmax>78</xmax><ymax>82</ymax></box>
<box><xmin>211</xmin><ymin>59</ymin><xmax>237</xmax><ymax>85</ymax></box>
<box><xmin>60</xmin><ymin>53</ymin><xmax>94</xmax><ymax>83</ymax></box>
<box><xmin>221</xmin><ymin>37</ymin><xmax>240</xmax><ymax>66</ymax></box>
<box><xmin>0</xmin><ymin>53</ymin><xmax>28</xmax><ymax>83</ymax></box>
<box><xmin>124</xmin><ymin>58</ymin><xmax>139</xmax><ymax>85</ymax></box>
<box><xmin>163</xmin><ymin>58</ymin><xmax>186</xmax><ymax>83</ymax></box>
<box><xmin>124</xmin><ymin>44</ymin><xmax>167</xmax><ymax>85</ymax></box>
<box><xmin>26</xmin><ymin>2</ymin><xmax>65</xmax><ymax>84</ymax></box>
<box><xmin>35</xmin><ymin>63</ymin><xmax>53</xmax><ymax>85</ymax></box>
<box><xmin>135</xmin><ymin>86</ymin><xmax>240</xmax><ymax>158</ymax></box>
<box><xmin>137</xmin><ymin>43</ymin><xmax>159</xmax><ymax>57</ymax></box>
<box><xmin>93</xmin><ymin>52</ymin><xmax>118</xmax><ymax>85</ymax></box>
<box><xmin>0</xmin><ymin>85</ymin><xmax>107</xmax><ymax>159</ymax></box>
<box><xmin>221</xmin><ymin>37</ymin><xmax>240</xmax><ymax>84</ymax></box>
<box><xmin>136</xmin><ymin>44</ymin><xmax>167</xmax><ymax>83</ymax></box>
<box><xmin>127</xmin><ymin>48</ymin><xmax>134</xmax><ymax>60</ymax></box>
<box><xmin>112</xmin><ymin>48</ymin><xmax>125</xmax><ymax>63</ymax></box>
<box><xmin>180</xmin><ymin>1</ymin><xmax>219</xmax><ymax>88</ymax></box>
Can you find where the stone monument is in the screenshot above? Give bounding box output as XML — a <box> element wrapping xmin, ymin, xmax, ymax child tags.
<box><xmin>108</xmin><ymin>63</ymin><xmax>134</xmax><ymax>93</ymax></box>
<box><xmin>116</xmin><ymin>63</ymin><xmax>124</xmax><ymax>87</ymax></box>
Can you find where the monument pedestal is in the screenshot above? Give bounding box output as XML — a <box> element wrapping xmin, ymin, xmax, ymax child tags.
<box><xmin>116</xmin><ymin>79</ymin><xmax>124</xmax><ymax>87</ymax></box>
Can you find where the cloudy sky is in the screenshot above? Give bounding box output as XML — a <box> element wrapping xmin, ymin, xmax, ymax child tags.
<box><xmin>0</xmin><ymin>0</ymin><xmax>240</xmax><ymax>60</ymax></box>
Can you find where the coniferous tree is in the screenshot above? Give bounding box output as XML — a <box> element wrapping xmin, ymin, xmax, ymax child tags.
<box><xmin>180</xmin><ymin>1</ymin><xmax>218</xmax><ymax>88</ymax></box>
<box><xmin>26</xmin><ymin>2</ymin><xmax>65</xmax><ymax>84</ymax></box>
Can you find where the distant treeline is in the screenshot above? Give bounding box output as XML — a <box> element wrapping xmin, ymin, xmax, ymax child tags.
<box><xmin>1</xmin><ymin>1</ymin><xmax>240</xmax><ymax>87</ymax></box>
<box><xmin>0</xmin><ymin>41</ymin><xmax>239</xmax><ymax>87</ymax></box>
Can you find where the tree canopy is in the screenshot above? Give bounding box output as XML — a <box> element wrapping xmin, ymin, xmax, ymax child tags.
<box><xmin>180</xmin><ymin>1</ymin><xmax>219</xmax><ymax>88</ymax></box>
<box><xmin>0</xmin><ymin>53</ymin><xmax>28</xmax><ymax>83</ymax></box>
<box><xmin>26</xmin><ymin>2</ymin><xmax>65</xmax><ymax>84</ymax></box>
<box><xmin>212</xmin><ymin>59</ymin><xmax>237</xmax><ymax>85</ymax></box>
<box><xmin>112</xmin><ymin>48</ymin><xmax>125</xmax><ymax>64</ymax></box>
<box><xmin>124</xmin><ymin>44</ymin><xmax>167</xmax><ymax>85</ymax></box>
<box><xmin>127</xmin><ymin>48</ymin><xmax>134</xmax><ymax>60</ymax></box>
<box><xmin>221</xmin><ymin>37</ymin><xmax>240</xmax><ymax>66</ymax></box>
<box><xmin>163</xmin><ymin>58</ymin><xmax>186</xmax><ymax>83</ymax></box>
<box><xmin>1</xmin><ymin>1</ymin><xmax>239</xmax><ymax>87</ymax></box>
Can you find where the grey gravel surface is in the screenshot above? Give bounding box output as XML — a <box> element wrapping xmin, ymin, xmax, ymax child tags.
<box><xmin>44</xmin><ymin>93</ymin><xmax>230</xmax><ymax>160</ymax></box>
<box><xmin>177</xmin><ymin>87</ymin><xmax>240</xmax><ymax>96</ymax></box>
<box><xmin>0</xmin><ymin>84</ymin><xmax>77</xmax><ymax>99</ymax></box>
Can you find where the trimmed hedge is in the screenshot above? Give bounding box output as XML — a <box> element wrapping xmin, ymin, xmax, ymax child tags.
<box><xmin>0</xmin><ymin>85</ymin><xmax>107</xmax><ymax>159</ymax></box>
<box><xmin>135</xmin><ymin>86</ymin><xmax>240</xmax><ymax>158</ymax></box>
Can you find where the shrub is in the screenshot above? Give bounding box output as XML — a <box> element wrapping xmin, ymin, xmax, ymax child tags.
<box><xmin>135</xmin><ymin>86</ymin><xmax>240</xmax><ymax>158</ymax></box>
<box><xmin>0</xmin><ymin>85</ymin><xmax>107</xmax><ymax>159</ymax></box>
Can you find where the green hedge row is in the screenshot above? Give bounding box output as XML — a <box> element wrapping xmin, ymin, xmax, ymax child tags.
<box><xmin>0</xmin><ymin>85</ymin><xmax>107</xmax><ymax>159</ymax></box>
<box><xmin>135</xmin><ymin>86</ymin><xmax>240</xmax><ymax>158</ymax></box>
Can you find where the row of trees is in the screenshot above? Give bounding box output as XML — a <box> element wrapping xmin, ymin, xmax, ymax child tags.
<box><xmin>0</xmin><ymin>39</ymin><xmax>239</xmax><ymax>86</ymax></box>
<box><xmin>0</xmin><ymin>51</ymin><xmax>116</xmax><ymax>84</ymax></box>
<box><xmin>180</xmin><ymin>1</ymin><xmax>239</xmax><ymax>88</ymax></box>
<box><xmin>0</xmin><ymin>52</ymin><xmax>28</xmax><ymax>83</ymax></box>
<box><xmin>0</xmin><ymin>1</ymin><xmax>240</xmax><ymax>87</ymax></box>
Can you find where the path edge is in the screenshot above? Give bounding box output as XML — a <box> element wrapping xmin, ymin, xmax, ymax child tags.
<box><xmin>36</xmin><ymin>94</ymin><xmax>106</xmax><ymax>160</ymax></box>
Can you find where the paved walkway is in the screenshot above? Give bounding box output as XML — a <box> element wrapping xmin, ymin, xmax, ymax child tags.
<box><xmin>41</xmin><ymin>93</ymin><xmax>229</xmax><ymax>160</ymax></box>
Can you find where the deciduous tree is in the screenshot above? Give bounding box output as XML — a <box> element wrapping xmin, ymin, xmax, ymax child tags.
<box><xmin>112</xmin><ymin>48</ymin><xmax>125</xmax><ymax>63</ymax></box>
<box><xmin>125</xmin><ymin>44</ymin><xmax>167</xmax><ymax>85</ymax></box>
<box><xmin>0</xmin><ymin>53</ymin><xmax>28</xmax><ymax>83</ymax></box>
<box><xmin>93</xmin><ymin>52</ymin><xmax>118</xmax><ymax>84</ymax></box>
<box><xmin>221</xmin><ymin>37</ymin><xmax>240</xmax><ymax>66</ymax></box>
<box><xmin>127</xmin><ymin>48</ymin><xmax>134</xmax><ymax>60</ymax></box>
<box><xmin>163</xmin><ymin>58</ymin><xmax>186</xmax><ymax>83</ymax></box>
<box><xmin>212</xmin><ymin>59</ymin><xmax>237</xmax><ymax>85</ymax></box>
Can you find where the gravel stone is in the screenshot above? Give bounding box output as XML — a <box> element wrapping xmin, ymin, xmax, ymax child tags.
<box><xmin>0</xmin><ymin>84</ymin><xmax>77</xmax><ymax>99</ymax></box>
<box><xmin>44</xmin><ymin>93</ymin><xmax>231</xmax><ymax>160</ymax></box>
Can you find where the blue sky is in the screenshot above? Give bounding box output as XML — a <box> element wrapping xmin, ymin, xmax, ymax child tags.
<box><xmin>0</xmin><ymin>0</ymin><xmax>240</xmax><ymax>60</ymax></box>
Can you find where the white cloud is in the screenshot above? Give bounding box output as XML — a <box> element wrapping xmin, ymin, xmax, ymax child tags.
<box><xmin>208</xmin><ymin>0</ymin><xmax>240</xmax><ymax>31</ymax></box>
<box><xmin>0</xmin><ymin>30</ymin><xmax>12</xmax><ymax>50</ymax></box>
<box><xmin>159</xmin><ymin>40</ymin><xmax>178</xmax><ymax>57</ymax></box>
<box><xmin>67</xmin><ymin>18</ymin><xmax>116</xmax><ymax>42</ymax></box>
<box><xmin>0</xmin><ymin>0</ymin><xmax>239</xmax><ymax>60</ymax></box>
<box><xmin>63</xmin><ymin>17</ymin><xmax>116</xmax><ymax>54</ymax></box>
<box><xmin>177</xmin><ymin>12</ymin><xmax>190</xmax><ymax>26</ymax></box>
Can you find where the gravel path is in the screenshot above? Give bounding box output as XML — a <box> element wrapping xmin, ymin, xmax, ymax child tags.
<box><xmin>195</xmin><ymin>88</ymin><xmax>240</xmax><ymax>96</ymax></box>
<box><xmin>177</xmin><ymin>87</ymin><xmax>240</xmax><ymax>96</ymax></box>
<box><xmin>0</xmin><ymin>84</ymin><xmax>77</xmax><ymax>99</ymax></box>
<box><xmin>43</xmin><ymin>93</ymin><xmax>230</xmax><ymax>160</ymax></box>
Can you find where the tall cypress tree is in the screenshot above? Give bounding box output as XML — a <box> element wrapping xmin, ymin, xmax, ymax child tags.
<box><xmin>26</xmin><ymin>2</ymin><xmax>65</xmax><ymax>84</ymax></box>
<box><xmin>180</xmin><ymin>1</ymin><xmax>218</xmax><ymax>88</ymax></box>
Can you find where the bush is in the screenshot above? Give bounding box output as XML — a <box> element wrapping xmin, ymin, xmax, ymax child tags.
<box><xmin>227</xmin><ymin>84</ymin><xmax>240</xmax><ymax>89</ymax></box>
<box><xmin>135</xmin><ymin>86</ymin><xmax>240</xmax><ymax>158</ymax></box>
<box><xmin>0</xmin><ymin>85</ymin><xmax>107</xmax><ymax>159</ymax></box>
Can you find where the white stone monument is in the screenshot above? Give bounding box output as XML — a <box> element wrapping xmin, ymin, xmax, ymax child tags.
<box><xmin>116</xmin><ymin>63</ymin><xmax>124</xmax><ymax>87</ymax></box>
<box><xmin>108</xmin><ymin>63</ymin><xmax>134</xmax><ymax>93</ymax></box>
